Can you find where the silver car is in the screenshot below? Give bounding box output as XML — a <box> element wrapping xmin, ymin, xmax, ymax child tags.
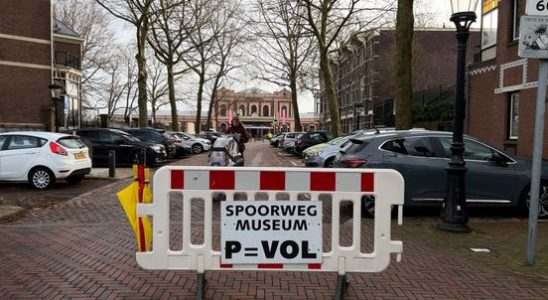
<box><xmin>168</xmin><ymin>131</ymin><xmax>211</xmax><ymax>154</ymax></box>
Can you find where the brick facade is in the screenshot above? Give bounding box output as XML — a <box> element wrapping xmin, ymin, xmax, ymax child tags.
<box><xmin>0</xmin><ymin>0</ymin><xmax>82</xmax><ymax>131</ymax></box>
<box><xmin>467</xmin><ymin>0</ymin><xmax>548</xmax><ymax>159</ymax></box>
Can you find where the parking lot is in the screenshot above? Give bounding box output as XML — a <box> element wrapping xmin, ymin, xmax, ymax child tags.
<box><xmin>0</xmin><ymin>141</ymin><xmax>547</xmax><ymax>299</ymax></box>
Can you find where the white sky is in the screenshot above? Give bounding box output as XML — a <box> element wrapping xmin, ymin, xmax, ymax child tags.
<box><xmin>108</xmin><ymin>1</ymin><xmax>477</xmax><ymax>113</ymax></box>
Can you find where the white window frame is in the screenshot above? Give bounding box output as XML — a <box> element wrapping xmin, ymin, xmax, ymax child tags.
<box><xmin>512</xmin><ymin>0</ymin><xmax>520</xmax><ymax>41</ymax></box>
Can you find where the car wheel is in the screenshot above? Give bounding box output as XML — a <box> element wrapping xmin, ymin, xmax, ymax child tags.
<box><xmin>324</xmin><ymin>157</ymin><xmax>335</xmax><ymax>168</ymax></box>
<box><xmin>361</xmin><ymin>195</ymin><xmax>375</xmax><ymax>218</ymax></box>
<box><xmin>66</xmin><ymin>174</ymin><xmax>85</xmax><ymax>184</ymax></box>
<box><xmin>29</xmin><ymin>167</ymin><xmax>55</xmax><ymax>190</ymax></box>
<box><xmin>523</xmin><ymin>182</ymin><xmax>548</xmax><ymax>218</ymax></box>
<box><xmin>192</xmin><ymin>144</ymin><xmax>203</xmax><ymax>154</ymax></box>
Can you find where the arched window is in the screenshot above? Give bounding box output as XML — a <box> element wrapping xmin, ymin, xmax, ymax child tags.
<box><xmin>220</xmin><ymin>123</ymin><xmax>227</xmax><ymax>132</ymax></box>
<box><xmin>238</xmin><ymin>105</ymin><xmax>246</xmax><ymax>116</ymax></box>
<box><xmin>309</xmin><ymin>125</ymin><xmax>316</xmax><ymax>131</ymax></box>
<box><xmin>220</xmin><ymin>105</ymin><xmax>227</xmax><ymax>116</ymax></box>
<box><xmin>262</xmin><ymin>105</ymin><xmax>269</xmax><ymax>117</ymax></box>
<box><xmin>281</xmin><ymin>105</ymin><xmax>288</xmax><ymax>120</ymax></box>
<box><xmin>251</xmin><ymin>105</ymin><xmax>258</xmax><ymax>117</ymax></box>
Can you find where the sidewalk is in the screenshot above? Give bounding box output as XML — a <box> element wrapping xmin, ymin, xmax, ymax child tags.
<box><xmin>86</xmin><ymin>167</ymin><xmax>134</xmax><ymax>180</ymax></box>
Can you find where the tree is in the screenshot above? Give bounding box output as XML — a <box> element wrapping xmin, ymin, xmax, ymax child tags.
<box><xmin>183</xmin><ymin>0</ymin><xmax>236</xmax><ymax>132</ymax></box>
<box><xmin>252</xmin><ymin>0</ymin><xmax>316</xmax><ymax>132</ymax></box>
<box><xmin>121</xmin><ymin>48</ymin><xmax>139</xmax><ymax>125</ymax></box>
<box><xmin>147</xmin><ymin>56</ymin><xmax>170</xmax><ymax>124</ymax></box>
<box><xmin>300</xmin><ymin>0</ymin><xmax>391</xmax><ymax>136</ymax></box>
<box><xmin>147</xmin><ymin>0</ymin><xmax>197</xmax><ymax>131</ymax></box>
<box><xmin>54</xmin><ymin>0</ymin><xmax>114</xmax><ymax>109</ymax></box>
<box><xmin>394</xmin><ymin>0</ymin><xmax>414</xmax><ymax>129</ymax></box>
<box><xmin>96</xmin><ymin>0</ymin><xmax>154</xmax><ymax>127</ymax></box>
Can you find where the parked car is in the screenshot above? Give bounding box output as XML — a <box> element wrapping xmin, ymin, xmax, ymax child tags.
<box><xmin>75</xmin><ymin>128</ymin><xmax>166</xmax><ymax>166</ymax></box>
<box><xmin>167</xmin><ymin>131</ymin><xmax>211</xmax><ymax>154</ymax></box>
<box><xmin>333</xmin><ymin>130</ymin><xmax>548</xmax><ymax>218</ymax></box>
<box><xmin>0</xmin><ymin>131</ymin><xmax>91</xmax><ymax>189</ymax></box>
<box><xmin>195</xmin><ymin>131</ymin><xmax>222</xmax><ymax>144</ymax></box>
<box><xmin>124</xmin><ymin>128</ymin><xmax>180</xmax><ymax>158</ymax></box>
<box><xmin>305</xmin><ymin>128</ymin><xmax>398</xmax><ymax>165</ymax></box>
<box><xmin>270</xmin><ymin>133</ymin><xmax>284</xmax><ymax>147</ymax></box>
<box><xmin>294</xmin><ymin>130</ymin><xmax>334</xmax><ymax>155</ymax></box>
<box><xmin>305</xmin><ymin>136</ymin><xmax>353</xmax><ymax>167</ymax></box>
<box><xmin>278</xmin><ymin>132</ymin><xmax>304</xmax><ymax>149</ymax></box>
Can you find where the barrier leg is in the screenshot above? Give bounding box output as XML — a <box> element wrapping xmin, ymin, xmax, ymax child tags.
<box><xmin>195</xmin><ymin>272</ymin><xmax>207</xmax><ymax>300</ymax></box>
<box><xmin>333</xmin><ymin>274</ymin><xmax>348</xmax><ymax>300</ymax></box>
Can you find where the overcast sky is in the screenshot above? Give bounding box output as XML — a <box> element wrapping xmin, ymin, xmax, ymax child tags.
<box><xmin>107</xmin><ymin>1</ymin><xmax>478</xmax><ymax>113</ymax></box>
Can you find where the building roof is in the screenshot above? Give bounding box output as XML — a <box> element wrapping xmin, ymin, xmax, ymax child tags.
<box><xmin>112</xmin><ymin>108</ymin><xmax>320</xmax><ymax>119</ymax></box>
<box><xmin>54</xmin><ymin>19</ymin><xmax>81</xmax><ymax>38</ymax></box>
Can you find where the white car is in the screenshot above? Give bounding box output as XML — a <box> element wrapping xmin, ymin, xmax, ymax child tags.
<box><xmin>168</xmin><ymin>131</ymin><xmax>212</xmax><ymax>154</ymax></box>
<box><xmin>0</xmin><ymin>131</ymin><xmax>92</xmax><ymax>189</ymax></box>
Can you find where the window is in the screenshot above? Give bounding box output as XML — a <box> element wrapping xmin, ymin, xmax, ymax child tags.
<box><xmin>481</xmin><ymin>0</ymin><xmax>498</xmax><ymax>50</ymax></box>
<box><xmin>512</xmin><ymin>0</ymin><xmax>520</xmax><ymax>41</ymax></box>
<box><xmin>7</xmin><ymin>136</ymin><xmax>45</xmax><ymax>150</ymax></box>
<box><xmin>509</xmin><ymin>93</ymin><xmax>519</xmax><ymax>139</ymax></box>
<box><xmin>0</xmin><ymin>136</ymin><xmax>6</xmax><ymax>149</ymax></box>
<box><xmin>262</xmin><ymin>105</ymin><xmax>269</xmax><ymax>117</ymax></box>
<box><xmin>438</xmin><ymin>137</ymin><xmax>505</xmax><ymax>161</ymax></box>
<box><xmin>238</xmin><ymin>105</ymin><xmax>246</xmax><ymax>117</ymax></box>
<box><xmin>381</xmin><ymin>137</ymin><xmax>435</xmax><ymax>157</ymax></box>
<box><xmin>57</xmin><ymin>137</ymin><xmax>86</xmax><ymax>149</ymax></box>
<box><xmin>220</xmin><ymin>105</ymin><xmax>227</xmax><ymax>116</ymax></box>
<box><xmin>482</xmin><ymin>9</ymin><xmax>498</xmax><ymax>49</ymax></box>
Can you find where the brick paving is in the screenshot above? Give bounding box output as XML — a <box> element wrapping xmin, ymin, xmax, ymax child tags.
<box><xmin>0</xmin><ymin>141</ymin><xmax>547</xmax><ymax>299</ymax></box>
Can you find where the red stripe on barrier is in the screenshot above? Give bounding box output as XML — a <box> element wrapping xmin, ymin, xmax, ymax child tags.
<box><xmin>310</xmin><ymin>172</ymin><xmax>336</xmax><ymax>191</ymax></box>
<box><xmin>260</xmin><ymin>171</ymin><xmax>285</xmax><ymax>190</ymax></box>
<box><xmin>210</xmin><ymin>170</ymin><xmax>235</xmax><ymax>189</ymax></box>
<box><xmin>361</xmin><ymin>173</ymin><xmax>374</xmax><ymax>192</ymax></box>
<box><xmin>171</xmin><ymin>170</ymin><xmax>184</xmax><ymax>189</ymax></box>
<box><xmin>220</xmin><ymin>264</ymin><xmax>233</xmax><ymax>268</ymax></box>
<box><xmin>257</xmin><ymin>263</ymin><xmax>283</xmax><ymax>269</ymax></box>
<box><xmin>137</xmin><ymin>217</ymin><xmax>146</xmax><ymax>252</ymax></box>
<box><xmin>308</xmin><ymin>263</ymin><xmax>322</xmax><ymax>270</ymax></box>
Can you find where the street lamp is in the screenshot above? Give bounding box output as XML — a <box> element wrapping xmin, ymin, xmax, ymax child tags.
<box><xmin>439</xmin><ymin>0</ymin><xmax>478</xmax><ymax>232</ymax></box>
<box><xmin>49</xmin><ymin>84</ymin><xmax>63</xmax><ymax>132</ymax></box>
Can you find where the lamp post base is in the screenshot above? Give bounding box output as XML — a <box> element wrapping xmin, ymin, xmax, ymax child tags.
<box><xmin>438</xmin><ymin>220</ymin><xmax>471</xmax><ymax>233</ymax></box>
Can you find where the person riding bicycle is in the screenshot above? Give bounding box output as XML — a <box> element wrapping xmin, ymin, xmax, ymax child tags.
<box><xmin>225</xmin><ymin>115</ymin><xmax>249</xmax><ymax>154</ymax></box>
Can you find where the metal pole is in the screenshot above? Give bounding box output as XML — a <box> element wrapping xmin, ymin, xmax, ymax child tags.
<box><xmin>527</xmin><ymin>59</ymin><xmax>548</xmax><ymax>265</ymax></box>
<box><xmin>108</xmin><ymin>150</ymin><xmax>116</xmax><ymax>178</ymax></box>
<box><xmin>439</xmin><ymin>13</ymin><xmax>474</xmax><ymax>233</ymax></box>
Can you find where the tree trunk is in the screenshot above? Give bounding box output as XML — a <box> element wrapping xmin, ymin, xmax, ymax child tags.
<box><xmin>166</xmin><ymin>63</ymin><xmax>178</xmax><ymax>131</ymax></box>
<box><xmin>207</xmin><ymin>75</ymin><xmax>221</xmax><ymax>130</ymax></box>
<box><xmin>137</xmin><ymin>18</ymin><xmax>149</xmax><ymax>128</ymax></box>
<box><xmin>320</xmin><ymin>51</ymin><xmax>341</xmax><ymax>137</ymax></box>
<box><xmin>195</xmin><ymin>72</ymin><xmax>205</xmax><ymax>132</ymax></box>
<box><xmin>290</xmin><ymin>76</ymin><xmax>302</xmax><ymax>131</ymax></box>
<box><xmin>395</xmin><ymin>0</ymin><xmax>414</xmax><ymax>130</ymax></box>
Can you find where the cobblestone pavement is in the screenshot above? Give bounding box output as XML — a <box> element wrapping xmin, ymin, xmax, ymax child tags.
<box><xmin>0</xmin><ymin>141</ymin><xmax>547</xmax><ymax>299</ymax></box>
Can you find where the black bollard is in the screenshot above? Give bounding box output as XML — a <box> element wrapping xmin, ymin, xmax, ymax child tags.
<box><xmin>108</xmin><ymin>150</ymin><xmax>116</xmax><ymax>178</ymax></box>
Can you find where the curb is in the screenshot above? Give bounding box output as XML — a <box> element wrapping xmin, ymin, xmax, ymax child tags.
<box><xmin>0</xmin><ymin>205</ymin><xmax>26</xmax><ymax>223</ymax></box>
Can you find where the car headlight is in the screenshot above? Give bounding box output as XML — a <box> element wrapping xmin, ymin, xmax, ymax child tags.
<box><xmin>151</xmin><ymin>145</ymin><xmax>162</xmax><ymax>152</ymax></box>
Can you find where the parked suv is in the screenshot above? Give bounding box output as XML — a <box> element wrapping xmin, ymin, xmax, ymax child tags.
<box><xmin>75</xmin><ymin>128</ymin><xmax>166</xmax><ymax>166</ymax></box>
<box><xmin>294</xmin><ymin>131</ymin><xmax>334</xmax><ymax>155</ymax></box>
<box><xmin>278</xmin><ymin>132</ymin><xmax>304</xmax><ymax>149</ymax></box>
<box><xmin>124</xmin><ymin>128</ymin><xmax>180</xmax><ymax>158</ymax></box>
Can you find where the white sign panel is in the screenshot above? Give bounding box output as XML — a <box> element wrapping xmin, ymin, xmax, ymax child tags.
<box><xmin>221</xmin><ymin>202</ymin><xmax>322</xmax><ymax>264</ymax></box>
<box><xmin>519</xmin><ymin>15</ymin><xmax>548</xmax><ymax>58</ymax></box>
<box><xmin>527</xmin><ymin>0</ymin><xmax>548</xmax><ymax>16</ymax></box>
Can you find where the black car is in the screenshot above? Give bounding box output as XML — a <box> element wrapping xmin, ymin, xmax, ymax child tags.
<box><xmin>124</xmin><ymin>128</ymin><xmax>182</xmax><ymax>158</ymax></box>
<box><xmin>295</xmin><ymin>131</ymin><xmax>334</xmax><ymax>156</ymax></box>
<box><xmin>75</xmin><ymin>128</ymin><xmax>167</xmax><ymax>166</ymax></box>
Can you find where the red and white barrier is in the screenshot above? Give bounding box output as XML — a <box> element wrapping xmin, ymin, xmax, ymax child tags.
<box><xmin>137</xmin><ymin>166</ymin><xmax>404</xmax><ymax>274</ymax></box>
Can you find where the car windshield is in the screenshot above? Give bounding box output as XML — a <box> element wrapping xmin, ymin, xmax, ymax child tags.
<box><xmin>57</xmin><ymin>136</ymin><xmax>86</xmax><ymax>149</ymax></box>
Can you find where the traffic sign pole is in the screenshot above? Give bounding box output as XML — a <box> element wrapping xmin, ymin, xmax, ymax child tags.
<box><xmin>527</xmin><ymin>59</ymin><xmax>548</xmax><ymax>265</ymax></box>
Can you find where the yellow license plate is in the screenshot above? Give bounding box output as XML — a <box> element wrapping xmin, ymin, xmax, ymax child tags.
<box><xmin>74</xmin><ymin>152</ymin><xmax>87</xmax><ymax>159</ymax></box>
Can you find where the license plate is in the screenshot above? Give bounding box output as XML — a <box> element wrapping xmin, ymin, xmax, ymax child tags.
<box><xmin>74</xmin><ymin>152</ymin><xmax>87</xmax><ymax>159</ymax></box>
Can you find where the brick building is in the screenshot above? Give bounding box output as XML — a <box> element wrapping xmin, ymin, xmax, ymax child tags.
<box><xmin>319</xmin><ymin>28</ymin><xmax>479</xmax><ymax>133</ymax></box>
<box><xmin>467</xmin><ymin>0</ymin><xmax>544</xmax><ymax>158</ymax></box>
<box><xmin>0</xmin><ymin>0</ymin><xmax>83</xmax><ymax>132</ymax></box>
<box><xmin>111</xmin><ymin>87</ymin><xmax>322</xmax><ymax>135</ymax></box>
